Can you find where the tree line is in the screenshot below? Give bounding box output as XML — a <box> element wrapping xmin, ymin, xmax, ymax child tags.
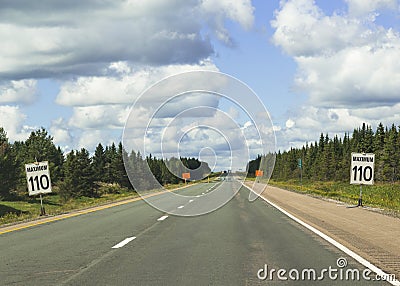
<box><xmin>248</xmin><ymin>123</ymin><xmax>400</xmax><ymax>183</ymax></box>
<box><xmin>0</xmin><ymin>127</ymin><xmax>210</xmax><ymax>200</ymax></box>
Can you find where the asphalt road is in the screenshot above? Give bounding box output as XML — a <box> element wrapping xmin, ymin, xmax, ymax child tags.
<box><xmin>0</xmin><ymin>181</ymin><xmax>388</xmax><ymax>285</ymax></box>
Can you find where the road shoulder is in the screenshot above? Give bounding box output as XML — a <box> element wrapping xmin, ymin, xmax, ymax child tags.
<box><xmin>246</xmin><ymin>182</ymin><xmax>400</xmax><ymax>279</ymax></box>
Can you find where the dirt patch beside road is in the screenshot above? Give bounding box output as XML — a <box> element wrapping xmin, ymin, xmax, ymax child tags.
<box><xmin>247</xmin><ymin>182</ymin><xmax>400</xmax><ymax>279</ymax></box>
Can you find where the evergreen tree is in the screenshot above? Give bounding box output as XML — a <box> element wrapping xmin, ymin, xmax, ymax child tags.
<box><xmin>24</xmin><ymin>128</ymin><xmax>63</xmax><ymax>183</ymax></box>
<box><xmin>374</xmin><ymin>123</ymin><xmax>386</xmax><ymax>181</ymax></box>
<box><xmin>60</xmin><ymin>148</ymin><xmax>96</xmax><ymax>198</ymax></box>
<box><xmin>114</xmin><ymin>142</ymin><xmax>130</xmax><ymax>188</ymax></box>
<box><xmin>92</xmin><ymin>143</ymin><xmax>106</xmax><ymax>182</ymax></box>
<box><xmin>381</xmin><ymin>125</ymin><xmax>398</xmax><ymax>182</ymax></box>
<box><xmin>59</xmin><ymin>150</ymin><xmax>77</xmax><ymax>201</ymax></box>
<box><xmin>0</xmin><ymin>128</ymin><xmax>17</xmax><ymax>198</ymax></box>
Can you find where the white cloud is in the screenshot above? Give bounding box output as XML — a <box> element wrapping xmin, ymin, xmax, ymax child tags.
<box><xmin>345</xmin><ymin>0</ymin><xmax>398</xmax><ymax>17</ymax></box>
<box><xmin>285</xmin><ymin>118</ymin><xmax>295</xmax><ymax>128</ymax></box>
<box><xmin>68</xmin><ymin>105</ymin><xmax>130</xmax><ymax>129</ymax></box>
<box><xmin>200</xmin><ymin>0</ymin><xmax>254</xmax><ymax>30</ymax></box>
<box><xmin>0</xmin><ymin>80</ymin><xmax>37</xmax><ymax>104</ymax></box>
<box><xmin>295</xmin><ymin>42</ymin><xmax>400</xmax><ymax>108</ymax></box>
<box><xmin>50</xmin><ymin>117</ymin><xmax>73</xmax><ymax>149</ymax></box>
<box><xmin>200</xmin><ymin>0</ymin><xmax>254</xmax><ymax>45</ymax></box>
<box><xmin>243</xmin><ymin>121</ymin><xmax>252</xmax><ymax>129</ymax></box>
<box><xmin>0</xmin><ymin>0</ymin><xmax>255</xmax><ymax>79</ymax></box>
<box><xmin>56</xmin><ymin>60</ymin><xmax>219</xmax><ymax>107</ymax></box>
<box><xmin>77</xmin><ymin>129</ymin><xmax>115</xmax><ymax>151</ymax></box>
<box><xmin>0</xmin><ymin>105</ymin><xmax>34</xmax><ymax>141</ymax></box>
<box><xmin>272</xmin><ymin>0</ymin><xmax>400</xmax><ymax>108</ymax></box>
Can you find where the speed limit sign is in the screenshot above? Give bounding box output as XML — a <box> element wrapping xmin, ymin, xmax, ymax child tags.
<box><xmin>350</xmin><ymin>153</ymin><xmax>374</xmax><ymax>185</ymax></box>
<box><xmin>25</xmin><ymin>161</ymin><xmax>52</xmax><ymax>196</ymax></box>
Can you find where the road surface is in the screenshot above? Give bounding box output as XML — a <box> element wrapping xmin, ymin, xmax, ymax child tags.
<box><xmin>0</xmin><ymin>181</ymin><xmax>388</xmax><ymax>285</ymax></box>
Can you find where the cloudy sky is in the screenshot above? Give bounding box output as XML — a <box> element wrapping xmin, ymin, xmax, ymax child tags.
<box><xmin>1</xmin><ymin>0</ymin><xmax>400</xmax><ymax>170</ymax></box>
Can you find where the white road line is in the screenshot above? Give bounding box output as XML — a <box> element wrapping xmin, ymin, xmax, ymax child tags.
<box><xmin>201</xmin><ymin>192</ymin><xmax>205</xmax><ymax>195</ymax></box>
<box><xmin>242</xmin><ymin>183</ymin><xmax>400</xmax><ymax>286</ymax></box>
<box><xmin>189</xmin><ymin>199</ymin><xmax>194</xmax><ymax>203</ymax></box>
<box><xmin>112</xmin><ymin>236</ymin><xmax>136</xmax><ymax>249</ymax></box>
<box><xmin>157</xmin><ymin>215</ymin><xmax>168</xmax><ymax>221</ymax></box>
<box><xmin>196</xmin><ymin>195</ymin><xmax>201</xmax><ymax>198</ymax></box>
<box><xmin>177</xmin><ymin>205</ymin><xmax>184</xmax><ymax>209</ymax></box>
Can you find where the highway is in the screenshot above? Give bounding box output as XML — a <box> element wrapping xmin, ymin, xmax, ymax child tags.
<box><xmin>0</xmin><ymin>181</ymin><xmax>388</xmax><ymax>285</ymax></box>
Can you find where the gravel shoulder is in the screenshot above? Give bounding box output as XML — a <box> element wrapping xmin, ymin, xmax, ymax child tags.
<box><xmin>247</xmin><ymin>182</ymin><xmax>400</xmax><ymax>279</ymax></box>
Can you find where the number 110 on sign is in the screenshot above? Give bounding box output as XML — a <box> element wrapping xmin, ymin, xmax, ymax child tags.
<box><xmin>25</xmin><ymin>161</ymin><xmax>52</xmax><ymax>196</ymax></box>
<box><xmin>350</xmin><ymin>153</ymin><xmax>375</xmax><ymax>185</ymax></box>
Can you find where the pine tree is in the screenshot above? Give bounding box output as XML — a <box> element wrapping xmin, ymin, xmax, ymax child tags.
<box><xmin>24</xmin><ymin>128</ymin><xmax>63</xmax><ymax>183</ymax></box>
<box><xmin>59</xmin><ymin>151</ymin><xmax>77</xmax><ymax>201</ymax></box>
<box><xmin>92</xmin><ymin>143</ymin><xmax>106</xmax><ymax>182</ymax></box>
<box><xmin>0</xmin><ymin>128</ymin><xmax>17</xmax><ymax>198</ymax></box>
<box><xmin>113</xmin><ymin>142</ymin><xmax>130</xmax><ymax>188</ymax></box>
<box><xmin>381</xmin><ymin>125</ymin><xmax>398</xmax><ymax>182</ymax></box>
<box><xmin>374</xmin><ymin>123</ymin><xmax>385</xmax><ymax>181</ymax></box>
<box><xmin>60</xmin><ymin>148</ymin><xmax>96</xmax><ymax>198</ymax></box>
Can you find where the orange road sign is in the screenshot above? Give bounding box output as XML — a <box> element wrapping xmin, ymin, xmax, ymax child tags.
<box><xmin>255</xmin><ymin>170</ymin><xmax>263</xmax><ymax>177</ymax></box>
<box><xmin>182</xmin><ymin>172</ymin><xmax>191</xmax><ymax>179</ymax></box>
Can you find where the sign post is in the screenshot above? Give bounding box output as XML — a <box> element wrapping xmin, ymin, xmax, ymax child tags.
<box><xmin>350</xmin><ymin>153</ymin><xmax>374</xmax><ymax>207</ymax></box>
<box><xmin>298</xmin><ymin>158</ymin><xmax>303</xmax><ymax>185</ymax></box>
<box><xmin>25</xmin><ymin>161</ymin><xmax>52</xmax><ymax>215</ymax></box>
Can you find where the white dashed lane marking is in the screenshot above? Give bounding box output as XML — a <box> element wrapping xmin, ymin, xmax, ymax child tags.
<box><xmin>157</xmin><ymin>215</ymin><xmax>169</xmax><ymax>221</ymax></box>
<box><xmin>112</xmin><ymin>237</ymin><xmax>136</xmax><ymax>249</ymax></box>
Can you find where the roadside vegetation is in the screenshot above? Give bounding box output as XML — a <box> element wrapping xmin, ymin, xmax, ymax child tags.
<box><xmin>248</xmin><ymin>122</ymin><xmax>400</xmax><ymax>214</ymax></box>
<box><xmin>0</xmin><ymin>185</ymin><xmax>137</xmax><ymax>225</ymax></box>
<box><xmin>0</xmin><ymin>126</ymin><xmax>212</xmax><ymax>225</ymax></box>
<box><xmin>269</xmin><ymin>180</ymin><xmax>400</xmax><ymax>213</ymax></box>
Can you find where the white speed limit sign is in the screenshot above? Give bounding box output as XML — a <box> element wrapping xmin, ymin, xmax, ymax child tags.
<box><xmin>350</xmin><ymin>153</ymin><xmax>375</xmax><ymax>185</ymax></box>
<box><xmin>25</xmin><ymin>161</ymin><xmax>52</xmax><ymax>196</ymax></box>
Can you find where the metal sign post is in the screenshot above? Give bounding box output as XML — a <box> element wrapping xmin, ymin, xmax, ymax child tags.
<box><xmin>298</xmin><ymin>158</ymin><xmax>303</xmax><ymax>185</ymax></box>
<box><xmin>39</xmin><ymin>193</ymin><xmax>45</xmax><ymax>216</ymax></box>
<box><xmin>358</xmin><ymin>185</ymin><xmax>363</xmax><ymax>207</ymax></box>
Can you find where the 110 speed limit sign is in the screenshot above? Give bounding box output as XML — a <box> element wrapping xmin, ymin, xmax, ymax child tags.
<box><xmin>25</xmin><ymin>161</ymin><xmax>52</xmax><ymax>196</ymax></box>
<box><xmin>350</xmin><ymin>153</ymin><xmax>375</xmax><ymax>185</ymax></box>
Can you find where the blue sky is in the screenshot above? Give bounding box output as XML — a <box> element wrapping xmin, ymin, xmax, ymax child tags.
<box><xmin>1</xmin><ymin>0</ymin><xmax>400</xmax><ymax>170</ymax></box>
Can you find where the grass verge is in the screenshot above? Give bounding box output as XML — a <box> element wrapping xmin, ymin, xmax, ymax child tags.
<box><xmin>268</xmin><ymin>180</ymin><xmax>400</xmax><ymax>214</ymax></box>
<box><xmin>0</xmin><ymin>181</ymin><xmax>196</xmax><ymax>226</ymax></box>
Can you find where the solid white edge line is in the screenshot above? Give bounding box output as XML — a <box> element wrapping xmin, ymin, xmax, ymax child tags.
<box><xmin>157</xmin><ymin>215</ymin><xmax>168</xmax><ymax>221</ymax></box>
<box><xmin>112</xmin><ymin>236</ymin><xmax>136</xmax><ymax>249</ymax></box>
<box><xmin>242</xmin><ymin>183</ymin><xmax>400</xmax><ymax>286</ymax></box>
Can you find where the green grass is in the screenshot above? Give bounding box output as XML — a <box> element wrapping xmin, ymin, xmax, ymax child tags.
<box><xmin>268</xmin><ymin>179</ymin><xmax>400</xmax><ymax>213</ymax></box>
<box><xmin>0</xmin><ymin>181</ymin><xmax>196</xmax><ymax>226</ymax></box>
<box><xmin>0</xmin><ymin>190</ymin><xmax>141</xmax><ymax>226</ymax></box>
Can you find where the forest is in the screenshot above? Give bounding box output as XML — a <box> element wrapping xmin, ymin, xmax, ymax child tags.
<box><xmin>2</xmin><ymin>122</ymin><xmax>400</xmax><ymax>203</ymax></box>
<box><xmin>248</xmin><ymin>123</ymin><xmax>400</xmax><ymax>183</ymax></box>
<box><xmin>0</xmin><ymin>127</ymin><xmax>211</xmax><ymax>201</ymax></box>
